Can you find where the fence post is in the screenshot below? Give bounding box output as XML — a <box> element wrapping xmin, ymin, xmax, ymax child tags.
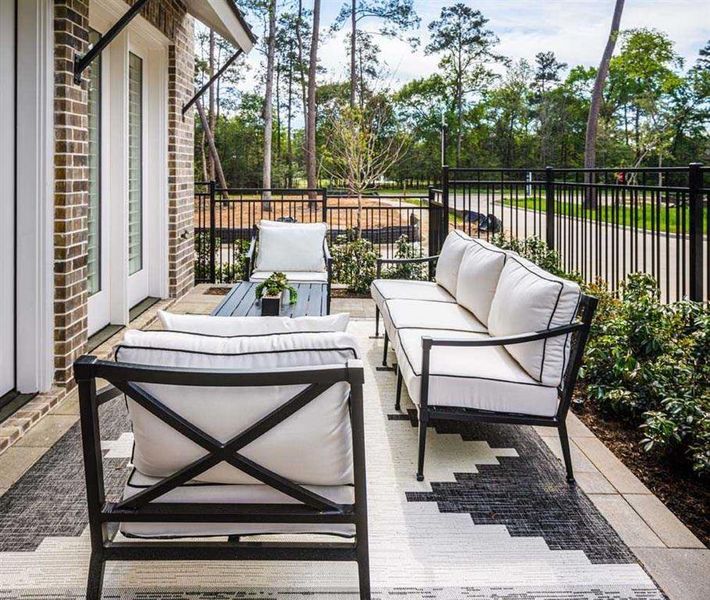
<box><xmin>545</xmin><ymin>166</ymin><xmax>555</xmax><ymax>251</ymax></box>
<box><xmin>427</xmin><ymin>187</ymin><xmax>438</xmax><ymax>278</ymax></box>
<box><xmin>209</xmin><ymin>180</ymin><xmax>216</xmax><ymax>283</ymax></box>
<box><xmin>441</xmin><ymin>164</ymin><xmax>450</xmax><ymax>245</ymax></box>
<box><xmin>321</xmin><ymin>188</ymin><xmax>328</xmax><ymax>224</ymax></box>
<box><xmin>688</xmin><ymin>162</ymin><xmax>704</xmax><ymax>302</ymax></box>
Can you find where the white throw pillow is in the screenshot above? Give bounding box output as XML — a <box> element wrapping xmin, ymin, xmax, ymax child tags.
<box><xmin>455</xmin><ymin>239</ymin><xmax>508</xmax><ymax>325</ymax></box>
<box><xmin>256</xmin><ymin>223</ymin><xmax>326</xmax><ymax>272</ymax></box>
<box><xmin>435</xmin><ymin>230</ymin><xmax>471</xmax><ymax>296</ymax></box>
<box><xmin>116</xmin><ymin>329</ymin><xmax>360</xmax><ymax>486</ymax></box>
<box><xmin>488</xmin><ymin>255</ymin><xmax>581</xmax><ymax>386</ymax></box>
<box><xmin>158</xmin><ymin>310</ymin><xmax>349</xmax><ymax>336</ymax></box>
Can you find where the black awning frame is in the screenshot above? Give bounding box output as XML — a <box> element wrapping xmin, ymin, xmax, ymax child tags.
<box><xmin>183</xmin><ymin>48</ymin><xmax>243</xmax><ymax>115</ymax></box>
<box><xmin>73</xmin><ymin>0</ymin><xmax>152</xmax><ymax>85</ymax></box>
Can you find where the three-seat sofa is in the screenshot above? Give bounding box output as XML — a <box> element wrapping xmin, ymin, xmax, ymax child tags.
<box><xmin>371</xmin><ymin>230</ymin><xmax>597</xmax><ymax>482</ymax></box>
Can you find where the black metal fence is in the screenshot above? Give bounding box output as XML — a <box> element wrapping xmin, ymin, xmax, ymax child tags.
<box><xmin>195</xmin><ymin>163</ymin><xmax>708</xmax><ymax>303</ymax></box>
<box><xmin>195</xmin><ymin>183</ymin><xmax>428</xmax><ymax>284</ymax></box>
<box><xmin>440</xmin><ymin>164</ymin><xmax>708</xmax><ymax>303</ymax></box>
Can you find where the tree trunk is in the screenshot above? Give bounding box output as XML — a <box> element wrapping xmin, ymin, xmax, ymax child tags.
<box><xmin>263</xmin><ymin>0</ymin><xmax>277</xmax><ymax>211</ymax></box>
<box><xmin>306</xmin><ymin>0</ymin><xmax>321</xmax><ymax>200</ymax></box>
<box><xmin>349</xmin><ymin>0</ymin><xmax>357</xmax><ymax>108</ymax></box>
<box><xmin>196</xmin><ymin>98</ymin><xmax>228</xmax><ymax>191</ymax></box>
<box><xmin>296</xmin><ymin>0</ymin><xmax>308</xmax><ymax>165</ymax></box>
<box><xmin>287</xmin><ymin>40</ymin><xmax>294</xmax><ymax>188</ymax></box>
<box><xmin>584</xmin><ymin>0</ymin><xmax>625</xmax><ymax>207</ymax></box>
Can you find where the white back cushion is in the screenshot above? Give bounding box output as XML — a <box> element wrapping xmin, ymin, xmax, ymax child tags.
<box><xmin>116</xmin><ymin>329</ymin><xmax>359</xmax><ymax>486</ymax></box>
<box><xmin>455</xmin><ymin>239</ymin><xmax>508</xmax><ymax>325</ymax></box>
<box><xmin>256</xmin><ymin>222</ymin><xmax>326</xmax><ymax>272</ymax></box>
<box><xmin>158</xmin><ymin>311</ymin><xmax>349</xmax><ymax>336</ymax></box>
<box><xmin>435</xmin><ymin>230</ymin><xmax>471</xmax><ymax>295</ymax></box>
<box><xmin>488</xmin><ymin>256</ymin><xmax>581</xmax><ymax>386</ymax></box>
<box><xmin>259</xmin><ymin>219</ymin><xmax>326</xmax><ymax>230</ymax></box>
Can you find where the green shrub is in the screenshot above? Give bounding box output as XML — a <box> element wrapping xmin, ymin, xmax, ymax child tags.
<box><xmin>382</xmin><ymin>235</ymin><xmax>428</xmax><ymax>281</ymax></box>
<box><xmin>331</xmin><ymin>232</ymin><xmax>379</xmax><ymax>295</ymax></box>
<box><xmin>580</xmin><ymin>273</ymin><xmax>709</xmax><ymax>476</ymax></box>
<box><xmin>491</xmin><ymin>233</ymin><xmax>576</xmax><ymax>280</ymax></box>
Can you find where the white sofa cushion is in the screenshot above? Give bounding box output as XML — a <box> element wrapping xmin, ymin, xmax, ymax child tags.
<box><xmin>455</xmin><ymin>239</ymin><xmax>509</xmax><ymax>325</ymax></box>
<box><xmin>435</xmin><ymin>230</ymin><xmax>471</xmax><ymax>296</ymax></box>
<box><xmin>395</xmin><ymin>328</ymin><xmax>559</xmax><ymax>417</ymax></box>
<box><xmin>158</xmin><ymin>311</ymin><xmax>349</xmax><ymax>336</ymax></box>
<box><xmin>120</xmin><ymin>469</ymin><xmax>354</xmax><ymax>538</ymax></box>
<box><xmin>488</xmin><ymin>255</ymin><xmax>581</xmax><ymax>386</ymax></box>
<box><xmin>115</xmin><ymin>329</ymin><xmax>359</xmax><ymax>486</ymax></box>
<box><xmin>250</xmin><ymin>270</ymin><xmax>328</xmax><ymax>283</ymax></box>
<box><xmin>380</xmin><ymin>299</ymin><xmax>487</xmax><ymax>349</ymax></box>
<box><xmin>255</xmin><ymin>222</ymin><xmax>326</xmax><ymax>272</ymax></box>
<box><xmin>370</xmin><ymin>279</ymin><xmax>455</xmax><ymax>311</ymax></box>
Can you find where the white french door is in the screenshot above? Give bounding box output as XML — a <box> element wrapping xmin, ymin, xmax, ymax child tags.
<box><xmin>0</xmin><ymin>0</ymin><xmax>16</xmax><ymax>396</ymax></box>
<box><xmin>126</xmin><ymin>47</ymin><xmax>148</xmax><ymax>308</ymax></box>
<box><xmin>87</xmin><ymin>28</ymin><xmax>110</xmax><ymax>335</ymax></box>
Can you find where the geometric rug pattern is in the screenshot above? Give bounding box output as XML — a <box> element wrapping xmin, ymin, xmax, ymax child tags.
<box><xmin>0</xmin><ymin>321</ymin><xmax>664</xmax><ymax>598</ymax></box>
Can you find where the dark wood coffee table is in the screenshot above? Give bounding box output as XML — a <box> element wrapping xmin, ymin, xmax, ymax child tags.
<box><xmin>211</xmin><ymin>281</ymin><xmax>329</xmax><ymax>317</ymax></box>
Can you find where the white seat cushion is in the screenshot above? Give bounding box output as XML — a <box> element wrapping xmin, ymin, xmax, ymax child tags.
<box><xmin>434</xmin><ymin>230</ymin><xmax>471</xmax><ymax>296</ymax></box>
<box><xmin>395</xmin><ymin>328</ymin><xmax>559</xmax><ymax>417</ymax></box>
<box><xmin>255</xmin><ymin>223</ymin><xmax>326</xmax><ymax>272</ymax></box>
<box><xmin>158</xmin><ymin>311</ymin><xmax>348</xmax><ymax>336</ymax></box>
<box><xmin>250</xmin><ymin>270</ymin><xmax>328</xmax><ymax>282</ymax></box>
<box><xmin>120</xmin><ymin>469</ymin><xmax>354</xmax><ymax>538</ymax></box>
<box><xmin>455</xmin><ymin>239</ymin><xmax>509</xmax><ymax>325</ymax></box>
<box><xmin>370</xmin><ymin>279</ymin><xmax>455</xmax><ymax>311</ymax></box>
<box><xmin>488</xmin><ymin>255</ymin><xmax>581</xmax><ymax>386</ymax></box>
<box><xmin>115</xmin><ymin>329</ymin><xmax>359</xmax><ymax>486</ymax></box>
<box><xmin>380</xmin><ymin>299</ymin><xmax>487</xmax><ymax>349</ymax></box>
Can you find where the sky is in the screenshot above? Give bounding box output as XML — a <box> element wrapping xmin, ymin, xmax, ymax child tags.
<box><xmin>237</xmin><ymin>0</ymin><xmax>709</xmax><ymax>91</ymax></box>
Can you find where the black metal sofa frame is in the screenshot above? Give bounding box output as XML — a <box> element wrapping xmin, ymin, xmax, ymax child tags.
<box><xmin>375</xmin><ymin>254</ymin><xmax>598</xmax><ymax>484</ymax></box>
<box><xmin>74</xmin><ymin>356</ymin><xmax>370</xmax><ymax>599</ymax></box>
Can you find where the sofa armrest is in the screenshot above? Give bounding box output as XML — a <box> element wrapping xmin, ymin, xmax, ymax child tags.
<box><xmin>376</xmin><ymin>254</ymin><xmax>439</xmax><ymax>278</ymax></box>
<box><xmin>422</xmin><ymin>322</ymin><xmax>585</xmax><ymax>350</ymax></box>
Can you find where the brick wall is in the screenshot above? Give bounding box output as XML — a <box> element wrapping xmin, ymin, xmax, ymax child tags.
<box><xmin>52</xmin><ymin>0</ymin><xmax>195</xmax><ymax>386</ymax></box>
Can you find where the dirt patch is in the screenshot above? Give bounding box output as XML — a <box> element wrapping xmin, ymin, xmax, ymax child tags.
<box><xmin>204</xmin><ymin>286</ymin><xmax>230</xmax><ymax>296</ymax></box>
<box><xmin>574</xmin><ymin>404</ymin><xmax>709</xmax><ymax>547</ymax></box>
<box><xmin>332</xmin><ymin>288</ymin><xmax>371</xmax><ymax>299</ymax></box>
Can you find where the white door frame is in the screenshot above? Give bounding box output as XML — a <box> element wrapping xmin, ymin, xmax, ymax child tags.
<box><xmin>90</xmin><ymin>1</ymin><xmax>169</xmax><ymax>328</ymax></box>
<box><xmin>15</xmin><ymin>0</ymin><xmax>54</xmax><ymax>394</ymax></box>
<box><xmin>0</xmin><ymin>0</ymin><xmax>16</xmax><ymax>396</ymax></box>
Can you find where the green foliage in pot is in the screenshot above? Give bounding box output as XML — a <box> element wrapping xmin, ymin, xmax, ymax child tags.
<box><xmin>254</xmin><ymin>272</ymin><xmax>298</xmax><ymax>304</ymax></box>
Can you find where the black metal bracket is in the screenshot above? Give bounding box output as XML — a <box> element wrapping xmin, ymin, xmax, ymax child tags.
<box><xmin>73</xmin><ymin>0</ymin><xmax>152</xmax><ymax>85</ymax></box>
<box><xmin>183</xmin><ymin>49</ymin><xmax>243</xmax><ymax>115</ymax></box>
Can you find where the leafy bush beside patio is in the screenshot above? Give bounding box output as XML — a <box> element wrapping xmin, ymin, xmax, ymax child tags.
<box><xmin>494</xmin><ymin>234</ymin><xmax>709</xmax><ymax>477</ymax></box>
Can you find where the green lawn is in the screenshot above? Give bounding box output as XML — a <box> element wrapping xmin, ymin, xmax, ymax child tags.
<box><xmin>499</xmin><ymin>197</ymin><xmax>707</xmax><ymax>235</ymax></box>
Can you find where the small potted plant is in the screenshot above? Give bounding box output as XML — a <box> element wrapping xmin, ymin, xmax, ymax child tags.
<box><xmin>255</xmin><ymin>272</ymin><xmax>298</xmax><ymax>316</ymax></box>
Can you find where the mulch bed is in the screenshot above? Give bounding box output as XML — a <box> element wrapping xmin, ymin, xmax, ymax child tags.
<box><xmin>574</xmin><ymin>403</ymin><xmax>709</xmax><ymax>547</ymax></box>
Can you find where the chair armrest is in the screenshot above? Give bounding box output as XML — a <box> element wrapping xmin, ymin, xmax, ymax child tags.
<box><xmin>422</xmin><ymin>322</ymin><xmax>585</xmax><ymax>351</ymax></box>
<box><xmin>244</xmin><ymin>236</ymin><xmax>257</xmax><ymax>280</ymax></box>
<box><xmin>376</xmin><ymin>255</ymin><xmax>439</xmax><ymax>278</ymax></box>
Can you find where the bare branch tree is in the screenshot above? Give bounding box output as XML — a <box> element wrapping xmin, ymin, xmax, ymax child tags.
<box><xmin>320</xmin><ymin>103</ymin><xmax>410</xmax><ymax>235</ymax></box>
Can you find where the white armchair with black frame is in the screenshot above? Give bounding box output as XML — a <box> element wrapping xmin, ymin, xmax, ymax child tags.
<box><xmin>244</xmin><ymin>221</ymin><xmax>333</xmax><ymax>311</ymax></box>
<box><xmin>73</xmin><ymin>328</ymin><xmax>370</xmax><ymax>599</ymax></box>
<box><xmin>371</xmin><ymin>230</ymin><xmax>598</xmax><ymax>483</ymax></box>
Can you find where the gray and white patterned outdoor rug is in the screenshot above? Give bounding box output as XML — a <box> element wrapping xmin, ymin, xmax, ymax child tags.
<box><xmin>0</xmin><ymin>321</ymin><xmax>664</xmax><ymax>599</ymax></box>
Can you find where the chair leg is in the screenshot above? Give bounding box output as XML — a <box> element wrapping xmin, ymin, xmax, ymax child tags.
<box><xmin>382</xmin><ymin>332</ymin><xmax>389</xmax><ymax>367</ymax></box>
<box><xmin>375</xmin><ymin>307</ymin><xmax>380</xmax><ymax>337</ymax></box>
<box><xmin>416</xmin><ymin>417</ymin><xmax>428</xmax><ymax>481</ymax></box>
<box><xmin>86</xmin><ymin>553</ymin><xmax>105</xmax><ymax>600</ymax></box>
<box><xmin>395</xmin><ymin>369</ymin><xmax>403</xmax><ymax>411</ymax></box>
<box><xmin>558</xmin><ymin>422</ymin><xmax>575</xmax><ymax>484</ymax></box>
<box><xmin>356</xmin><ymin>530</ymin><xmax>371</xmax><ymax>599</ymax></box>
